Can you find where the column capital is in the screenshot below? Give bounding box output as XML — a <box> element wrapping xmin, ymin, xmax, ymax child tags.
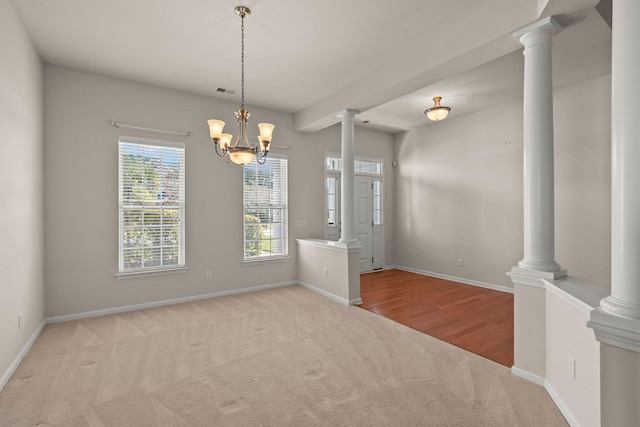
<box><xmin>338</xmin><ymin>109</ymin><xmax>360</xmax><ymax>121</ymax></box>
<box><xmin>513</xmin><ymin>16</ymin><xmax>562</xmax><ymax>46</ymax></box>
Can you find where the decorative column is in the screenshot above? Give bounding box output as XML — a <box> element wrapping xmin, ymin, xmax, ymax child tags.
<box><xmin>511</xmin><ymin>16</ymin><xmax>566</xmax><ymax>281</ymax></box>
<box><xmin>338</xmin><ymin>109</ymin><xmax>359</xmax><ymax>244</ymax></box>
<box><xmin>508</xmin><ymin>17</ymin><xmax>564</xmax><ymax>381</ymax></box>
<box><xmin>588</xmin><ymin>0</ymin><xmax>640</xmax><ymax>425</ymax></box>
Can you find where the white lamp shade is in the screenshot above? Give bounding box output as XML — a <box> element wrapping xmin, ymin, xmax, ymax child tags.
<box><xmin>258</xmin><ymin>123</ymin><xmax>275</xmax><ymax>142</ymax></box>
<box><xmin>425</xmin><ymin>108</ymin><xmax>450</xmax><ymax>121</ymax></box>
<box><xmin>424</xmin><ymin>96</ymin><xmax>451</xmax><ymax>121</ymax></box>
<box><xmin>220</xmin><ymin>133</ymin><xmax>233</xmax><ymax>150</ymax></box>
<box><xmin>229</xmin><ymin>149</ymin><xmax>256</xmax><ymax>165</ymax></box>
<box><xmin>207</xmin><ymin>119</ymin><xmax>225</xmax><ymax>139</ymax></box>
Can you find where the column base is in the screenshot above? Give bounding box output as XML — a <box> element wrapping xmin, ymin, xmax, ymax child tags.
<box><xmin>599</xmin><ymin>295</ymin><xmax>640</xmax><ymax>320</ymax></box>
<box><xmin>338</xmin><ymin>237</ymin><xmax>359</xmax><ymax>246</ymax></box>
<box><xmin>588</xmin><ymin>306</ymin><xmax>640</xmax><ymax>353</ymax></box>
<box><xmin>508</xmin><ymin>264</ymin><xmax>567</xmax><ymax>287</ymax></box>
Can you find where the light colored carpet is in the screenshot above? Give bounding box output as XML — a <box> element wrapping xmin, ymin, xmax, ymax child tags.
<box><xmin>0</xmin><ymin>285</ymin><xmax>567</xmax><ymax>426</ymax></box>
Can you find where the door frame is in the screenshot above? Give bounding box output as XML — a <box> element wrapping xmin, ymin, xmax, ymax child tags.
<box><xmin>324</xmin><ymin>153</ymin><xmax>385</xmax><ymax>272</ymax></box>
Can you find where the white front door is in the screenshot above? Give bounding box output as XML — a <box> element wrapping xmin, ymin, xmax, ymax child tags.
<box><xmin>324</xmin><ymin>156</ymin><xmax>384</xmax><ymax>271</ymax></box>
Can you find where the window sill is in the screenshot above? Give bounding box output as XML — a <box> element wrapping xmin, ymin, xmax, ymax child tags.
<box><xmin>115</xmin><ymin>266</ymin><xmax>188</xmax><ymax>280</ymax></box>
<box><xmin>242</xmin><ymin>256</ymin><xmax>290</xmax><ymax>265</ymax></box>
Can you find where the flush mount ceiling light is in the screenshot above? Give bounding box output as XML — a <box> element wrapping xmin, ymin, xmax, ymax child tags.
<box><xmin>207</xmin><ymin>6</ymin><xmax>275</xmax><ymax>165</ymax></box>
<box><xmin>424</xmin><ymin>96</ymin><xmax>451</xmax><ymax>121</ymax></box>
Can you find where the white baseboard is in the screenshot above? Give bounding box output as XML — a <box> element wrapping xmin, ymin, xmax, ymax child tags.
<box><xmin>0</xmin><ymin>320</ymin><xmax>46</xmax><ymax>392</ymax></box>
<box><xmin>511</xmin><ymin>366</ymin><xmax>545</xmax><ymax>386</ymax></box>
<box><xmin>297</xmin><ymin>281</ymin><xmax>353</xmax><ymax>306</ymax></box>
<box><xmin>511</xmin><ymin>367</ymin><xmax>577</xmax><ymax>427</ymax></box>
<box><xmin>389</xmin><ymin>265</ymin><xmax>514</xmax><ymax>294</ymax></box>
<box><xmin>544</xmin><ymin>380</ymin><xmax>580</xmax><ymax>427</ymax></box>
<box><xmin>47</xmin><ymin>281</ymin><xmax>297</xmax><ymax>324</ymax></box>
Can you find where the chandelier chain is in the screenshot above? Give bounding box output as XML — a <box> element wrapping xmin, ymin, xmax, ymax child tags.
<box><xmin>240</xmin><ymin>11</ymin><xmax>245</xmax><ymax>111</ymax></box>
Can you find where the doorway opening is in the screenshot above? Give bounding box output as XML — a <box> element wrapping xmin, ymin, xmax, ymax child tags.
<box><xmin>325</xmin><ymin>154</ymin><xmax>384</xmax><ymax>272</ymax></box>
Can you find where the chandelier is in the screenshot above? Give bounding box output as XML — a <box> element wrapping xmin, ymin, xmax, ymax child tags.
<box><xmin>424</xmin><ymin>96</ymin><xmax>451</xmax><ymax>121</ymax></box>
<box><xmin>207</xmin><ymin>6</ymin><xmax>275</xmax><ymax>165</ymax></box>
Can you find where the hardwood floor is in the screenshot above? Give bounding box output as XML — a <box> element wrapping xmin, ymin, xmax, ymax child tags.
<box><xmin>358</xmin><ymin>269</ymin><xmax>514</xmax><ymax>367</ymax></box>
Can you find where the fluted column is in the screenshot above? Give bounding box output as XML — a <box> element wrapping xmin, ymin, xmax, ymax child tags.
<box><xmin>514</xmin><ymin>16</ymin><xmax>565</xmax><ymax>278</ymax></box>
<box><xmin>338</xmin><ymin>109</ymin><xmax>359</xmax><ymax>244</ymax></box>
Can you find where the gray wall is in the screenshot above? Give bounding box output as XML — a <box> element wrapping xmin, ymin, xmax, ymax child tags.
<box><xmin>0</xmin><ymin>0</ymin><xmax>45</xmax><ymax>383</ymax></box>
<box><xmin>393</xmin><ymin>74</ymin><xmax>611</xmax><ymax>290</ymax></box>
<box><xmin>43</xmin><ymin>65</ymin><xmax>394</xmax><ymax>317</ymax></box>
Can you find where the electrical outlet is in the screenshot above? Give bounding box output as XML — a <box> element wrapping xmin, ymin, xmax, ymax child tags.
<box><xmin>205</xmin><ymin>270</ymin><xmax>212</xmax><ymax>279</ymax></box>
<box><xmin>568</xmin><ymin>355</ymin><xmax>575</xmax><ymax>379</ymax></box>
<box><xmin>458</xmin><ymin>259</ymin><xmax>464</xmax><ymax>267</ymax></box>
<box><xmin>18</xmin><ymin>314</ymin><xmax>21</xmax><ymax>330</ymax></box>
<box><xmin>323</xmin><ymin>268</ymin><xmax>328</xmax><ymax>278</ymax></box>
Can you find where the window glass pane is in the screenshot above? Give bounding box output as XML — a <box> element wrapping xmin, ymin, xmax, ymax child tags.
<box><xmin>372</xmin><ymin>180</ymin><xmax>382</xmax><ymax>225</ymax></box>
<box><xmin>327</xmin><ymin>177</ymin><xmax>335</xmax><ymax>193</ymax></box>
<box><xmin>328</xmin><ymin>196</ymin><xmax>335</xmax><ymax>210</ymax></box>
<box><xmin>243</xmin><ymin>157</ymin><xmax>288</xmax><ymax>260</ymax></box>
<box><xmin>162</xmin><ymin>246</ymin><xmax>179</xmax><ymax>265</ymax></box>
<box><xmin>327</xmin><ymin>157</ymin><xmax>341</xmax><ymax>171</ymax></box>
<box><xmin>328</xmin><ymin>156</ymin><xmax>381</xmax><ymax>175</ymax></box>
<box><xmin>119</xmin><ymin>138</ymin><xmax>185</xmax><ymax>272</ymax></box>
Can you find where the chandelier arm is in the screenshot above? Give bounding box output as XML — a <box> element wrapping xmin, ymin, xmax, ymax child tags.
<box><xmin>212</xmin><ymin>141</ymin><xmax>226</xmax><ymax>157</ymax></box>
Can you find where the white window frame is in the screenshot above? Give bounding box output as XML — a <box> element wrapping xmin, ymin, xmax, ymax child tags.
<box><xmin>243</xmin><ymin>155</ymin><xmax>289</xmax><ymax>263</ymax></box>
<box><xmin>116</xmin><ymin>136</ymin><xmax>186</xmax><ymax>278</ymax></box>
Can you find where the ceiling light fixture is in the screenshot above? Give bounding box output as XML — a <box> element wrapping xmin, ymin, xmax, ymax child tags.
<box><xmin>207</xmin><ymin>6</ymin><xmax>274</xmax><ymax>165</ymax></box>
<box><xmin>424</xmin><ymin>96</ymin><xmax>451</xmax><ymax>121</ymax></box>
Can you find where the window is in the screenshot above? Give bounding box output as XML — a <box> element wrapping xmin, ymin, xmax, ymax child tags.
<box><xmin>118</xmin><ymin>137</ymin><xmax>185</xmax><ymax>276</ymax></box>
<box><xmin>326</xmin><ymin>155</ymin><xmax>382</xmax><ymax>175</ymax></box>
<box><xmin>243</xmin><ymin>156</ymin><xmax>288</xmax><ymax>261</ymax></box>
<box><xmin>327</xmin><ymin>176</ymin><xmax>338</xmax><ymax>226</ymax></box>
<box><xmin>373</xmin><ymin>179</ymin><xmax>382</xmax><ymax>225</ymax></box>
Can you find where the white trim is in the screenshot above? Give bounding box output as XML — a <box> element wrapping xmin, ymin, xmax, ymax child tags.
<box><xmin>115</xmin><ymin>266</ymin><xmax>188</xmax><ymax>280</ymax></box>
<box><xmin>296</xmin><ymin>238</ymin><xmax>362</xmax><ymax>253</ymax></box>
<box><xmin>543</xmin><ymin>278</ymin><xmax>604</xmax><ymax>314</ymax></box>
<box><xmin>393</xmin><ymin>265</ymin><xmax>514</xmax><ymax>294</ymax></box>
<box><xmin>544</xmin><ymin>380</ymin><xmax>580</xmax><ymax>427</ymax></box>
<box><xmin>511</xmin><ymin>366</ymin><xmax>545</xmax><ymax>386</ymax></box>
<box><xmin>47</xmin><ymin>280</ymin><xmax>297</xmax><ymax>324</ymax></box>
<box><xmin>118</xmin><ymin>135</ymin><xmax>185</xmax><ymax>149</ymax></box>
<box><xmin>508</xmin><ymin>265</ymin><xmax>567</xmax><ymax>288</ymax></box>
<box><xmin>0</xmin><ymin>320</ymin><xmax>46</xmax><ymax>392</ymax></box>
<box><xmin>243</xmin><ymin>155</ymin><xmax>289</xmax><ymax>262</ymax></box>
<box><xmin>588</xmin><ymin>307</ymin><xmax>640</xmax><ymax>353</ymax></box>
<box><xmin>297</xmin><ymin>281</ymin><xmax>352</xmax><ymax>306</ymax></box>
<box><xmin>242</xmin><ymin>256</ymin><xmax>291</xmax><ymax>265</ymax></box>
<box><xmin>511</xmin><ymin>367</ymin><xmax>577</xmax><ymax>426</ymax></box>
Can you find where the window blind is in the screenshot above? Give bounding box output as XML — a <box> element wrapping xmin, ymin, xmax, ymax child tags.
<box><xmin>118</xmin><ymin>137</ymin><xmax>185</xmax><ymax>272</ymax></box>
<box><xmin>243</xmin><ymin>156</ymin><xmax>288</xmax><ymax>260</ymax></box>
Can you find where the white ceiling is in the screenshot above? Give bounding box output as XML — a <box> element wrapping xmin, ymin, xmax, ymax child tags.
<box><xmin>11</xmin><ymin>0</ymin><xmax>611</xmax><ymax>134</ymax></box>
